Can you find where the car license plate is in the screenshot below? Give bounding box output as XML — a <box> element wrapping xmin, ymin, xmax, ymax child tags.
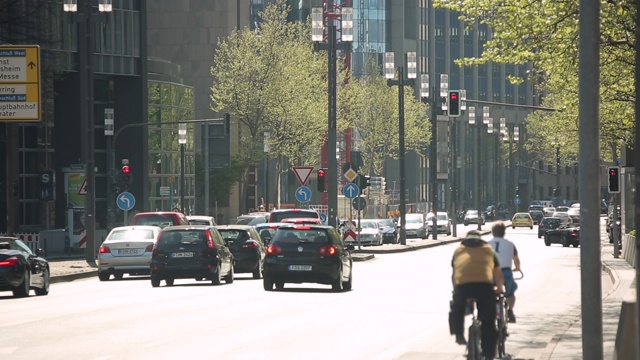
<box><xmin>119</xmin><ymin>249</ymin><xmax>139</xmax><ymax>255</ymax></box>
<box><xmin>172</xmin><ymin>252</ymin><xmax>194</xmax><ymax>258</ymax></box>
<box><xmin>288</xmin><ymin>265</ymin><xmax>312</xmax><ymax>271</ymax></box>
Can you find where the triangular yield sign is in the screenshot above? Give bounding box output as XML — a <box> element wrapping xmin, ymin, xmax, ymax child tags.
<box><xmin>292</xmin><ymin>166</ymin><xmax>314</xmax><ymax>186</ymax></box>
<box><xmin>78</xmin><ymin>179</ymin><xmax>88</xmax><ymax>195</ymax></box>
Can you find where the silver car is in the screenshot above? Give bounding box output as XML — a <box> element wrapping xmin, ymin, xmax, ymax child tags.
<box><xmin>97</xmin><ymin>226</ymin><xmax>162</xmax><ymax>281</ymax></box>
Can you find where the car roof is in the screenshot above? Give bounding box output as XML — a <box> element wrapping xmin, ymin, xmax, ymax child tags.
<box><xmin>134</xmin><ymin>211</ymin><xmax>183</xmax><ymax>216</ymax></box>
<box><xmin>276</xmin><ymin>224</ymin><xmax>333</xmax><ymax>230</ymax></box>
<box><xmin>514</xmin><ymin>212</ymin><xmax>531</xmax><ymax>216</ymax></box>
<box><xmin>110</xmin><ymin>225</ymin><xmax>161</xmax><ymax>231</ymax></box>
<box><xmin>215</xmin><ymin>225</ymin><xmax>255</xmax><ymax>230</ymax></box>
<box><xmin>187</xmin><ymin>215</ymin><xmax>215</xmax><ymax>220</ymax></box>
<box><xmin>162</xmin><ymin>225</ymin><xmax>213</xmax><ymax>231</ymax></box>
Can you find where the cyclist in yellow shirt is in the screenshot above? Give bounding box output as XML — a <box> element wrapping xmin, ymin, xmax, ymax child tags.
<box><xmin>451</xmin><ymin>230</ymin><xmax>505</xmax><ymax>359</ymax></box>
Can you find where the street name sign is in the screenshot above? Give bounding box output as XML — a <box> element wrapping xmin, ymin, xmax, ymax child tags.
<box><xmin>0</xmin><ymin>45</ymin><xmax>41</xmax><ymax>121</ymax></box>
<box><xmin>292</xmin><ymin>166</ymin><xmax>314</xmax><ymax>186</ymax></box>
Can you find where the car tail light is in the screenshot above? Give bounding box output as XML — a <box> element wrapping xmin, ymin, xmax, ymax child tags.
<box><xmin>540</xmin><ymin>223</ymin><xmax>545</xmax><ymax>229</ymax></box>
<box><xmin>319</xmin><ymin>245</ymin><xmax>338</xmax><ymax>256</ymax></box>
<box><xmin>145</xmin><ymin>244</ymin><xmax>154</xmax><ymax>252</ymax></box>
<box><xmin>571</xmin><ymin>231</ymin><xmax>578</xmax><ymax>237</ymax></box>
<box><xmin>266</xmin><ymin>244</ymin><xmax>282</xmax><ymax>255</ymax></box>
<box><xmin>294</xmin><ymin>225</ymin><xmax>311</xmax><ymax>230</ymax></box>
<box><xmin>99</xmin><ymin>246</ymin><xmax>111</xmax><ymax>254</ymax></box>
<box><xmin>0</xmin><ymin>257</ymin><xmax>19</xmax><ymax>267</ymax></box>
<box><xmin>242</xmin><ymin>241</ymin><xmax>258</xmax><ymax>249</ymax></box>
<box><xmin>206</xmin><ymin>231</ymin><xmax>215</xmax><ymax>249</ymax></box>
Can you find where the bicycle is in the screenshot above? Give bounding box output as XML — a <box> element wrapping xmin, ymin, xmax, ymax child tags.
<box><xmin>466</xmin><ymin>298</ymin><xmax>482</xmax><ymax>360</ymax></box>
<box><xmin>496</xmin><ymin>269</ymin><xmax>524</xmax><ymax>358</ymax></box>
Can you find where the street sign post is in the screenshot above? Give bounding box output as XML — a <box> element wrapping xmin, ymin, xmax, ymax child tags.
<box><xmin>295</xmin><ymin>186</ymin><xmax>312</xmax><ymax>203</ymax></box>
<box><xmin>0</xmin><ymin>45</ymin><xmax>41</xmax><ymax>121</ymax></box>
<box><xmin>342</xmin><ymin>183</ymin><xmax>359</xmax><ymax>199</ymax></box>
<box><xmin>292</xmin><ymin>166</ymin><xmax>314</xmax><ymax>186</ymax></box>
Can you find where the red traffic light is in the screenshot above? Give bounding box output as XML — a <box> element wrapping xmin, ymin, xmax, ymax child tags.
<box><xmin>122</xmin><ymin>165</ymin><xmax>131</xmax><ymax>173</ymax></box>
<box><xmin>609</xmin><ymin>168</ymin><xmax>618</xmax><ymax>176</ymax></box>
<box><xmin>318</xmin><ymin>169</ymin><xmax>325</xmax><ymax>177</ymax></box>
<box><xmin>451</xmin><ymin>93</ymin><xmax>458</xmax><ymax>100</ymax></box>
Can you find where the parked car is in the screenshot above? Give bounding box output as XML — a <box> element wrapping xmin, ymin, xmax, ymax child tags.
<box><xmin>131</xmin><ymin>211</ymin><xmax>190</xmax><ymax>228</ymax></box>
<box><xmin>463</xmin><ymin>210</ymin><xmax>485</xmax><ymax>226</ymax></box>
<box><xmin>529</xmin><ymin>210</ymin><xmax>544</xmax><ymax>225</ymax></box>
<box><xmin>373</xmin><ymin>218</ymin><xmax>398</xmax><ymax>244</ymax></box>
<box><xmin>97</xmin><ymin>225</ymin><xmax>162</xmax><ymax>281</ymax></box>
<box><xmin>215</xmin><ymin>225</ymin><xmax>265</xmax><ymax>279</ymax></box>
<box><xmin>348</xmin><ymin>219</ymin><xmax>383</xmax><ymax>246</ymax></box>
<box><xmin>0</xmin><ymin>237</ymin><xmax>50</xmax><ymax>297</ymax></box>
<box><xmin>426</xmin><ymin>212</ymin><xmax>452</xmax><ymax>236</ymax></box>
<box><xmin>187</xmin><ymin>215</ymin><xmax>217</xmax><ymax>226</ymax></box>
<box><xmin>511</xmin><ymin>212</ymin><xmax>534</xmax><ymax>229</ymax></box>
<box><xmin>399</xmin><ymin>213</ymin><xmax>428</xmax><ymax>238</ymax></box>
<box><xmin>268</xmin><ymin>209</ymin><xmax>320</xmax><ymax>223</ymax></box>
<box><xmin>544</xmin><ymin>225</ymin><xmax>580</xmax><ymax>247</ymax></box>
<box><xmin>150</xmin><ymin>225</ymin><xmax>234</xmax><ymax>287</ymax></box>
<box><xmin>538</xmin><ymin>217</ymin><xmax>562</xmax><ymax>238</ymax></box>
<box><xmin>262</xmin><ymin>225</ymin><xmax>353</xmax><ymax>291</ymax></box>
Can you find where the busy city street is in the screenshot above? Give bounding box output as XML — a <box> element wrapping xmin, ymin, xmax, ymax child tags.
<box><xmin>0</xmin><ymin>221</ymin><xmax>627</xmax><ymax>360</ymax></box>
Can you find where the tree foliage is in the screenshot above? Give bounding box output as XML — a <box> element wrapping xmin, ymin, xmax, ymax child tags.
<box><xmin>341</xmin><ymin>60</ymin><xmax>430</xmax><ymax>175</ymax></box>
<box><xmin>434</xmin><ymin>0</ymin><xmax>635</xmax><ymax>164</ymax></box>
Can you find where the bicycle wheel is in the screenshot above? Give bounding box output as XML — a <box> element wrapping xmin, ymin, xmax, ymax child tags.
<box><xmin>496</xmin><ymin>320</ymin><xmax>506</xmax><ymax>358</ymax></box>
<box><xmin>467</xmin><ymin>320</ymin><xmax>482</xmax><ymax>360</ymax></box>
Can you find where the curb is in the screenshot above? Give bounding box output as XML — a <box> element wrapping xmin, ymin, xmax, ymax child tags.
<box><xmin>50</xmin><ymin>270</ymin><xmax>97</xmax><ymax>283</ymax></box>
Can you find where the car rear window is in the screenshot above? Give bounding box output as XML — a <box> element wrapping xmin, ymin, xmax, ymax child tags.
<box><xmin>235</xmin><ymin>216</ymin><xmax>266</xmax><ymax>225</ymax></box>
<box><xmin>271</xmin><ymin>229</ymin><xmax>330</xmax><ymax>244</ymax></box>
<box><xmin>157</xmin><ymin>230</ymin><xmax>207</xmax><ymax>250</ymax></box>
<box><xmin>133</xmin><ymin>214</ymin><xmax>177</xmax><ymax>228</ymax></box>
<box><xmin>189</xmin><ymin>220</ymin><xmax>211</xmax><ymax>226</ymax></box>
<box><xmin>269</xmin><ymin>210</ymin><xmax>319</xmax><ymax>223</ymax></box>
<box><xmin>543</xmin><ymin>218</ymin><xmax>561</xmax><ymax>225</ymax></box>
<box><xmin>108</xmin><ymin>229</ymin><xmax>156</xmax><ymax>240</ymax></box>
<box><xmin>218</xmin><ymin>229</ymin><xmax>250</xmax><ymax>247</ymax></box>
<box><xmin>515</xmin><ymin>214</ymin><xmax>529</xmax><ymax>219</ymax></box>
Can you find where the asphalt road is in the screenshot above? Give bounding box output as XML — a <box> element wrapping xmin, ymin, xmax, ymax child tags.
<box><xmin>0</xmin><ymin>223</ymin><xmax>603</xmax><ymax>360</ymax></box>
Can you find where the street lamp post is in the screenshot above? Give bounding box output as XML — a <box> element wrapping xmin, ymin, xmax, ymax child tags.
<box><xmin>418</xmin><ymin>73</ymin><xmax>448</xmax><ymax>240</ymax></box>
<box><xmin>311</xmin><ymin>6</ymin><xmax>353</xmax><ymax>228</ymax></box>
<box><xmin>264</xmin><ymin>131</ymin><xmax>270</xmax><ymax>211</ymax></box>
<box><xmin>63</xmin><ymin>0</ymin><xmax>112</xmax><ymax>265</ymax></box>
<box><xmin>385</xmin><ymin>52</ymin><xmax>418</xmax><ymax>245</ymax></box>
<box><xmin>179</xmin><ymin>123</ymin><xmax>187</xmax><ymax>213</ymax></box>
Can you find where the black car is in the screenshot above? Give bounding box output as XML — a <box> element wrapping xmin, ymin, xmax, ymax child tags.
<box><xmin>262</xmin><ymin>225</ymin><xmax>353</xmax><ymax>292</ymax></box>
<box><xmin>538</xmin><ymin>217</ymin><xmax>562</xmax><ymax>238</ymax></box>
<box><xmin>215</xmin><ymin>225</ymin><xmax>266</xmax><ymax>279</ymax></box>
<box><xmin>374</xmin><ymin>218</ymin><xmax>398</xmax><ymax>244</ymax></box>
<box><xmin>150</xmin><ymin>225</ymin><xmax>234</xmax><ymax>287</ymax></box>
<box><xmin>544</xmin><ymin>225</ymin><xmax>580</xmax><ymax>247</ymax></box>
<box><xmin>463</xmin><ymin>210</ymin><xmax>485</xmax><ymax>226</ymax></box>
<box><xmin>529</xmin><ymin>210</ymin><xmax>544</xmax><ymax>225</ymax></box>
<box><xmin>0</xmin><ymin>237</ymin><xmax>50</xmax><ymax>297</ymax></box>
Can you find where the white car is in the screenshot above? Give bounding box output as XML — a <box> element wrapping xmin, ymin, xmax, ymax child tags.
<box><xmin>348</xmin><ymin>219</ymin><xmax>383</xmax><ymax>246</ymax></box>
<box><xmin>426</xmin><ymin>212</ymin><xmax>452</xmax><ymax>236</ymax></box>
<box><xmin>399</xmin><ymin>213</ymin><xmax>428</xmax><ymax>238</ymax></box>
<box><xmin>187</xmin><ymin>215</ymin><xmax>217</xmax><ymax>226</ymax></box>
<box><xmin>97</xmin><ymin>226</ymin><xmax>162</xmax><ymax>281</ymax></box>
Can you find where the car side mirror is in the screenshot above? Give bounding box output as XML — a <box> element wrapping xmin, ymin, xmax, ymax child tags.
<box><xmin>36</xmin><ymin>248</ymin><xmax>45</xmax><ymax>257</ymax></box>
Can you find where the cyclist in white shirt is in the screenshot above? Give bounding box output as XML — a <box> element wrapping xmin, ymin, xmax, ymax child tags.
<box><xmin>488</xmin><ymin>221</ymin><xmax>521</xmax><ymax>323</ymax></box>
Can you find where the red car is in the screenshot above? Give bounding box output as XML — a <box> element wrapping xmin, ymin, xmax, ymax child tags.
<box><xmin>281</xmin><ymin>217</ymin><xmax>322</xmax><ymax>225</ymax></box>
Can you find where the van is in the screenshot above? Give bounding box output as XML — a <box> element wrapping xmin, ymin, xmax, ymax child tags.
<box><xmin>131</xmin><ymin>211</ymin><xmax>190</xmax><ymax>228</ymax></box>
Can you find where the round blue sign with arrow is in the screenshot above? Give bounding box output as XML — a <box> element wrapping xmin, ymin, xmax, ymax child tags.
<box><xmin>514</xmin><ymin>198</ymin><xmax>521</xmax><ymax>205</ymax></box>
<box><xmin>295</xmin><ymin>186</ymin><xmax>312</xmax><ymax>203</ymax></box>
<box><xmin>342</xmin><ymin>183</ymin><xmax>360</xmax><ymax>199</ymax></box>
<box><xmin>319</xmin><ymin>213</ymin><xmax>327</xmax><ymax>223</ymax></box>
<box><xmin>117</xmin><ymin>192</ymin><xmax>136</xmax><ymax>211</ymax></box>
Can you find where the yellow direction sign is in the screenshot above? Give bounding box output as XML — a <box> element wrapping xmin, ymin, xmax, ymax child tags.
<box><xmin>343</xmin><ymin>168</ymin><xmax>358</xmax><ymax>182</ymax></box>
<box><xmin>0</xmin><ymin>45</ymin><xmax>41</xmax><ymax>121</ymax></box>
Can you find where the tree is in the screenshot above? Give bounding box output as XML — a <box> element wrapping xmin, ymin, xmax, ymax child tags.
<box><xmin>341</xmin><ymin>60</ymin><xmax>430</xmax><ymax>176</ymax></box>
<box><xmin>210</xmin><ymin>0</ymin><xmax>326</xmax><ymax>211</ymax></box>
<box><xmin>434</xmin><ymin>0</ymin><xmax>635</xmax><ymax>164</ymax></box>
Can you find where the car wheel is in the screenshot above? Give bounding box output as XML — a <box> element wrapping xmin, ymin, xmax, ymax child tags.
<box><xmin>34</xmin><ymin>268</ymin><xmax>50</xmax><ymax>296</ymax></box>
<box><xmin>165</xmin><ymin>278</ymin><xmax>174</xmax><ymax>286</ymax></box>
<box><xmin>530</xmin><ymin>226</ymin><xmax>533</xmax><ymax>229</ymax></box>
<box><xmin>343</xmin><ymin>268</ymin><xmax>353</xmax><ymax>291</ymax></box>
<box><xmin>13</xmin><ymin>271</ymin><xmax>30</xmax><ymax>298</ymax></box>
<box><xmin>98</xmin><ymin>271</ymin><xmax>110</xmax><ymax>281</ymax></box>
<box><xmin>114</xmin><ymin>273</ymin><xmax>124</xmax><ymax>280</ymax></box>
<box><xmin>275</xmin><ymin>281</ymin><xmax>285</xmax><ymax>290</ymax></box>
<box><xmin>252</xmin><ymin>262</ymin><xmax>262</xmax><ymax>279</ymax></box>
<box><xmin>561</xmin><ymin>236</ymin><xmax>570</xmax><ymax>247</ymax></box>
<box><xmin>464</xmin><ymin>222</ymin><xmax>468</xmax><ymax>226</ymax></box>
<box><xmin>331</xmin><ymin>268</ymin><xmax>343</xmax><ymax>292</ymax></box>
<box><xmin>263</xmin><ymin>277</ymin><xmax>274</xmax><ymax>291</ymax></box>
<box><xmin>211</xmin><ymin>264</ymin><xmax>222</xmax><ymax>285</ymax></box>
<box><xmin>224</xmin><ymin>263</ymin><xmax>234</xmax><ymax>284</ymax></box>
<box><xmin>538</xmin><ymin>234</ymin><xmax>541</xmax><ymax>239</ymax></box>
<box><xmin>572</xmin><ymin>242</ymin><xmax>579</xmax><ymax>248</ymax></box>
<box><xmin>151</xmin><ymin>275</ymin><xmax>161</xmax><ymax>287</ymax></box>
<box><xmin>544</xmin><ymin>235</ymin><xmax>551</xmax><ymax>246</ymax></box>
